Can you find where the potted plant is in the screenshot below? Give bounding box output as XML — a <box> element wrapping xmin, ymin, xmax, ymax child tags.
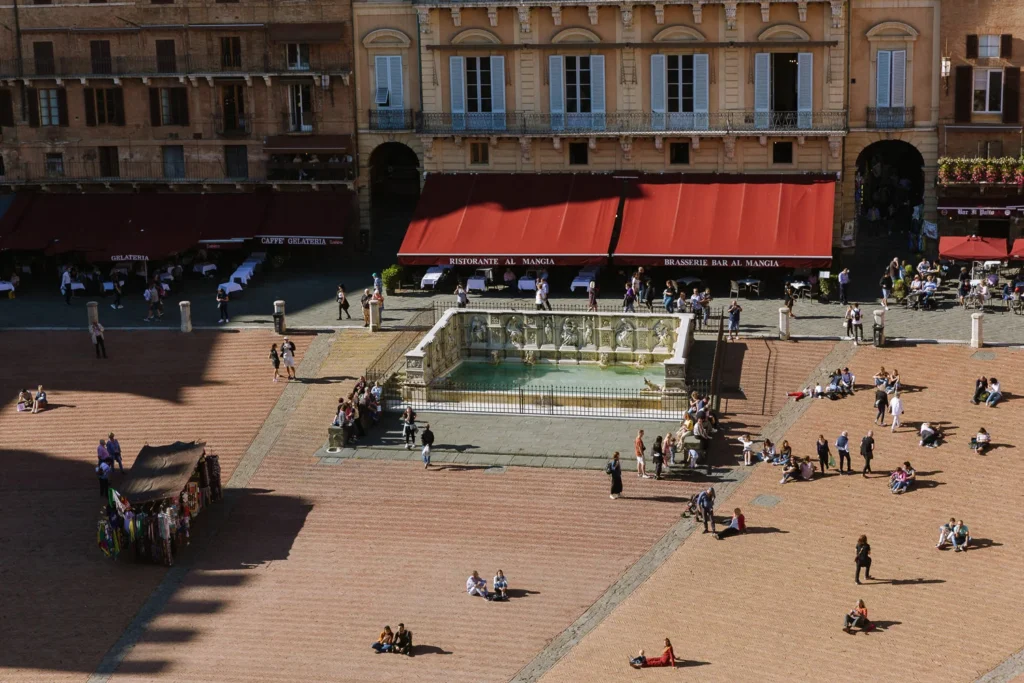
<box><xmin>381</xmin><ymin>264</ymin><xmax>403</xmax><ymax>296</ymax></box>
<box><xmin>818</xmin><ymin>275</ymin><xmax>837</xmax><ymax>303</ymax></box>
<box><xmin>937</xmin><ymin>158</ymin><xmax>952</xmax><ymax>185</ymax></box>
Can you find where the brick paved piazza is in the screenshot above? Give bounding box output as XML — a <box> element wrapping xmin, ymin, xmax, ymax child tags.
<box><xmin>1</xmin><ymin>330</ymin><xmax>1022</xmax><ymax>682</ymax></box>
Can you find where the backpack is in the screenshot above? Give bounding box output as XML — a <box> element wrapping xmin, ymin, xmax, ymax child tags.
<box><xmin>605</xmin><ymin>461</ymin><xmax>614</xmax><ymax>475</ymax></box>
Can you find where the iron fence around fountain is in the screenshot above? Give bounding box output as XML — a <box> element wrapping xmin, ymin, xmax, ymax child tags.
<box><xmin>431</xmin><ymin>301</ymin><xmax>724</xmax><ymax>333</ymax></box>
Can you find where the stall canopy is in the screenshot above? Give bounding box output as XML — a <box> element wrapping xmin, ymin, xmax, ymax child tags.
<box><xmin>257</xmin><ymin>191</ymin><xmax>352</xmax><ymax>246</ymax></box>
<box><xmin>399</xmin><ymin>173</ymin><xmax>621</xmax><ymax>266</ymax></box>
<box><xmin>612</xmin><ymin>175</ymin><xmax>835</xmax><ymax>268</ymax></box>
<box><xmin>938</xmin><ymin>235</ymin><xmax>1008</xmax><ymax>261</ymax></box>
<box><xmin>1011</xmin><ymin>239</ymin><xmax>1024</xmax><ymax>260</ymax></box>
<box><xmin>120</xmin><ymin>441</ymin><xmax>207</xmax><ymax>505</ymax></box>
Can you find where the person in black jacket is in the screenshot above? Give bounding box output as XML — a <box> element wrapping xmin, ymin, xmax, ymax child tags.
<box><xmin>815</xmin><ymin>434</ymin><xmax>831</xmax><ymax>474</ymax></box>
<box><xmin>874</xmin><ymin>388</ymin><xmax>888</xmax><ymax>426</ymax></box>
<box><xmin>421</xmin><ymin>423</ymin><xmax>435</xmax><ymax>469</ymax></box>
<box><xmin>860</xmin><ymin>431</ymin><xmax>875</xmax><ymax>477</ymax></box>
<box><xmin>879</xmin><ymin>271</ymin><xmax>892</xmax><ymax>311</ymax></box>
<box><xmin>392</xmin><ymin>624</ymin><xmax>413</xmax><ymax>656</ymax></box>
<box><xmin>855</xmin><ymin>535</ymin><xmax>873</xmax><ymax>584</ymax></box>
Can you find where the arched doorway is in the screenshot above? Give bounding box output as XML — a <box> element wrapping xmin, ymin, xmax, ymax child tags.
<box><xmin>855</xmin><ymin>140</ymin><xmax>925</xmax><ymax>235</ymax></box>
<box><xmin>369</xmin><ymin>142</ymin><xmax>421</xmax><ymax>209</ymax></box>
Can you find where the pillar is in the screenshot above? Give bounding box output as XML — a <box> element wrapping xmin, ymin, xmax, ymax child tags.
<box><xmin>87</xmin><ymin>301</ymin><xmax>99</xmax><ymax>327</ymax></box>
<box><xmin>873</xmin><ymin>309</ymin><xmax>885</xmax><ymax>346</ymax></box>
<box><xmin>369</xmin><ymin>299</ymin><xmax>381</xmax><ymax>332</ymax></box>
<box><xmin>179</xmin><ymin>301</ymin><xmax>192</xmax><ymax>333</ymax></box>
<box><xmin>971</xmin><ymin>312</ymin><xmax>984</xmax><ymax>348</ymax></box>
<box><xmin>274</xmin><ymin>300</ymin><xmax>286</xmax><ymax>335</ymax></box>
<box><xmin>778</xmin><ymin>307</ymin><xmax>790</xmax><ymax>340</ymax></box>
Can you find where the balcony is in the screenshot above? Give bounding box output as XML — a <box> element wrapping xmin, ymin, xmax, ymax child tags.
<box><xmin>0</xmin><ymin>159</ymin><xmax>355</xmax><ymax>186</ymax></box>
<box><xmin>415</xmin><ymin>110</ymin><xmax>847</xmax><ymax>136</ymax></box>
<box><xmin>368</xmin><ymin>108</ymin><xmax>416</xmax><ymax>131</ymax></box>
<box><xmin>0</xmin><ymin>55</ymin><xmax>350</xmax><ymax>80</ymax></box>
<box><xmin>213</xmin><ymin>114</ymin><xmax>253</xmax><ymax>138</ymax></box>
<box><xmin>866</xmin><ymin>106</ymin><xmax>914</xmax><ymax>130</ymax></box>
<box><xmin>281</xmin><ymin>110</ymin><xmax>317</xmax><ymax>134</ymax></box>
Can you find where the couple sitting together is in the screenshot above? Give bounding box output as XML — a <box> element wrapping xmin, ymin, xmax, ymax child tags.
<box><xmin>889</xmin><ymin>461</ymin><xmax>916</xmax><ymax>494</ymax></box>
<box><xmin>371</xmin><ymin>624</ymin><xmax>413</xmax><ymax>655</ymax></box>
<box><xmin>937</xmin><ymin>519</ymin><xmax>971</xmax><ymax>552</ymax></box>
<box><xmin>466</xmin><ymin>570</ymin><xmax>509</xmax><ymax>602</ymax></box>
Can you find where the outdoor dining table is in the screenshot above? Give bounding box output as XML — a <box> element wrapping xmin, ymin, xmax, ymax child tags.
<box><xmin>737</xmin><ymin>278</ymin><xmax>761</xmax><ymax>296</ymax></box>
<box><xmin>0</xmin><ymin>280</ymin><xmax>14</xmax><ymax>293</ymax></box>
<box><xmin>219</xmin><ymin>281</ymin><xmax>243</xmax><ymax>295</ymax></box>
<box><xmin>193</xmin><ymin>263</ymin><xmax>217</xmax><ymax>275</ymax></box>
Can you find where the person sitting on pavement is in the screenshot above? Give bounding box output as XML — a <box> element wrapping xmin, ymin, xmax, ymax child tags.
<box><xmin>772</xmin><ymin>441</ymin><xmax>792</xmax><ymax>466</ymax></box>
<box><xmin>800</xmin><ymin>457</ymin><xmax>815</xmax><ymax>480</ymax></box>
<box><xmin>919</xmin><ymin>422</ymin><xmax>940</xmax><ymax>448</ymax></box>
<box><xmin>873</xmin><ymin>367</ymin><xmax>888</xmax><ymax>388</ymax></box>
<box><xmin>843</xmin><ymin>600</ymin><xmax>875</xmax><ymax>633</ymax></box>
<box><xmin>840</xmin><ymin>368</ymin><xmax>855</xmax><ymax>394</ymax></box>
<box><xmin>714</xmin><ymin>508</ymin><xmax>746</xmax><ymax>540</ymax></box>
<box><xmin>780</xmin><ymin>459</ymin><xmax>801</xmax><ymax>485</ymax></box>
<box><xmin>738</xmin><ymin>434</ymin><xmax>756</xmax><ymax>467</ymax></box>
<box><xmin>392</xmin><ymin>623</ymin><xmax>414</xmax><ymax>656</ymax></box>
<box><xmin>985</xmin><ymin>378</ymin><xmax>1002</xmax><ymax>407</ymax></box>
<box><xmin>894</xmin><ymin>461</ymin><xmax>916</xmax><ymax>493</ymax></box>
<box><xmin>971</xmin><ymin>427</ymin><xmax>991</xmax><ymax>455</ymax></box>
<box><xmin>467</xmin><ymin>571</ymin><xmax>491</xmax><ymax>599</ymax></box>
<box><xmin>889</xmin><ymin>466</ymin><xmax>906</xmax><ymax>493</ymax></box>
<box><xmin>492</xmin><ymin>570</ymin><xmax>509</xmax><ymax>601</ymax></box>
<box><xmin>16</xmin><ymin>388</ymin><xmax>32</xmax><ymax>412</ymax></box>
<box><xmin>629</xmin><ymin>638</ymin><xmax>676</xmax><ymax>669</ymax></box>
<box><xmin>31</xmin><ymin>385</ymin><xmax>48</xmax><ymax>413</ymax></box>
<box><xmin>758</xmin><ymin>438</ymin><xmax>776</xmax><ymax>463</ymax></box>
<box><xmin>885</xmin><ymin>369</ymin><xmax>901</xmax><ymax>394</ymax></box>
<box><xmin>371</xmin><ymin>626</ymin><xmax>394</xmax><ymax>653</ymax></box>
<box><xmin>921</xmin><ymin>276</ymin><xmax>939</xmax><ymax>308</ymax></box>
<box><xmin>936</xmin><ymin>518</ymin><xmax>957</xmax><ymax>549</ymax></box>
<box><xmin>950</xmin><ymin>520</ymin><xmax>971</xmax><ymax>552</ymax></box>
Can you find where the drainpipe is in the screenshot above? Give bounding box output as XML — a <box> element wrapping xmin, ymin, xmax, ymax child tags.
<box><xmin>415</xmin><ymin>9</ymin><xmax>423</xmax><ymax>124</ymax></box>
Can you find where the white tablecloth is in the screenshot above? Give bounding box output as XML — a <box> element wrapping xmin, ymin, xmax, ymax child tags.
<box><xmin>219</xmin><ymin>281</ymin><xmax>243</xmax><ymax>295</ymax></box>
<box><xmin>102</xmin><ymin>281</ymin><xmax>125</xmax><ymax>292</ymax></box>
<box><xmin>70</xmin><ymin>282</ymin><xmax>85</xmax><ymax>291</ymax></box>
<box><xmin>111</xmin><ymin>265</ymin><xmax>129</xmax><ymax>276</ymax></box>
<box><xmin>231</xmin><ymin>266</ymin><xmax>255</xmax><ymax>285</ymax></box>
<box><xmin>193</xmin><ymin>263</ymin><xmax>217</xmax><ymax>275</ymax></box>
<box><xmin>466</xmin><ymin>276</ymin><xmax>487</xmax><ymax>292</ymax></box>
<box><xmin>676</xmin><ymin>276</ymin><xmax>702</xmax><ymax>287</ymax></box>
<box><xmin>0</xmin><ymin>281</ymin><xmax>14</xmax><ymax>292</ymax></box>
<box><xmin>159</xmin><ymin>272</ymin><xmax>175</xmax><ymax>282</ymax></box>
<box><xmin>248</xmin><ymin>252</ymin><xmax>267</xmax><ymax>264</ymax></box>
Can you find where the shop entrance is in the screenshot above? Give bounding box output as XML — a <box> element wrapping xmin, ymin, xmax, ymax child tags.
<box><xmin>368</xmin><ymin>142</ymin><xmax>421</xmax><ymax>255</ymax></box>
<box><xmin>855</xmin><ymin>140</ymin><xmax>925</xmax><ymax>234</ymax></box>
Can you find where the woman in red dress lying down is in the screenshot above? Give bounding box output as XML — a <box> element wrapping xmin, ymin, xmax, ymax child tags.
<box><xmin>629</xmin><ymin>638</ymin><xmax>676</xmax><ymax>668</ymax></box>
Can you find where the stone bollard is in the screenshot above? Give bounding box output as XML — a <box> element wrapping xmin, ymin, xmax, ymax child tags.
<box><xmin>872</xmin><ymin>309</ymin><xmax>886</xmax><ymax>347</ymax></box>
<box><xmin>369</xmin><ymin>299</ymin><xmax>381</xmax><ymax>332</ymax></box>
<box><xmin>273</xmin><ymin>300</ymin><xmax>286</xmax><ymax>335</ymax></box>
<box><xmin>778</xmin><ymin>307</ymin><xmax>790</xmax><ymax>340</ymax></box>
<box><xmin>87</xmin><ymin>301</ymin><xmax>99</xmax><ymax>327</ymax></box>
<box><xmin>971</xmin><ymin>312</ymin><xmax>984</xmax><ymax>348</ymax></box>
<box><xmin>179</xmin><ymin>301</ymin><xmax>192</xmax><ymax>333</ymax></box>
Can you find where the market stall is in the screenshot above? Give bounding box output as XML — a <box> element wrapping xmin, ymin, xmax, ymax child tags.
<box><xmin>97</xmin><ymin>441</ymin><xmax>222</xmax><ymax>565</ymax></box>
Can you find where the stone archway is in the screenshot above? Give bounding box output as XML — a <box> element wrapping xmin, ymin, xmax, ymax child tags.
<box><xmin>369</xmin><ymin>141</ymin><xmax>420</xmax><ymax>209</ymax></box>
<box><xmin>855</xmin><ymin>139</ymin><xmax>925</xmax><ymax>233</ymax></box>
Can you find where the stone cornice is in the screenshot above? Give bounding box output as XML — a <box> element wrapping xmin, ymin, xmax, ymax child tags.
<box><xmin>413</xmin><ymin>0</ymin><xmax>836</xmax><ymax>9</ymax></box>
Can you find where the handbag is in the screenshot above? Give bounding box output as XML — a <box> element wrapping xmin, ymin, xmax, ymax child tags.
<box><xmin>829</xmin><ymin>455</ymin><xmax>836</xmax><ymax>468</ymax></box>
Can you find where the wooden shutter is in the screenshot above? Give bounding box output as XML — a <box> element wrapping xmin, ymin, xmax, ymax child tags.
<box><xmin>591</xmin><ymin>55</ymin><xmax>605</xmax><ymax>130</ymax></box>
<box><xmin>650</xmin><ymin>54</ymin><xmax>666</xmax><ymax>130</ymax></box>
<box><xmin>173</xmin><ymin>88</ymin><xmax>189</xmax><ymax>125</ymax></box>
<box><xmin>84</xmin><ymin>88</ymin><xmax>96</xmax><ymax>126</ymax></box>
<box><xmin>149</xmin><ymin>87</ymin><xmax>161</xmax><ymax>126</ymax></box>
<box><xmin>57</xmin><ymin>88</ymin><xmax>69</xmax><ymax>126</ymax></box>
<box><xmin>449</xmin><ymin>56</ymin><xmax>465</xmax><ymax>130</ymax></box>
<box><xmin>374</xmin><ymin>56</ymin><xmax>389</xmax><ymax>105</ymax></box>
<box><xmin>388</xmin><ymin>56</ymin><xmax>403</xmax><ymax>109</ymax></box>
<box><xmin>954</xmin><ymin>66</ymin><xmax>972</xmax><ymax>123</ymax></box>
<box><xmin>0</xmin><ymin>89</ymin><xmax>13</xmax><ymax>127</ymax></box>
<box><xmin>891</xmin><ymin>50</ymin><xmax>907</xmax><ymax>108</ymax></box>
<box><xmin>966</xmin><ymin>35</ymin><xmax>979</xmax><ymax>59</ymax></box>
<box><xmin>754</xmin><ymin>52</ymin><xmax>770</xmax><ymax>129</ymax></box>
<box><xmin>549</xmin><ymin>55</ymin><xmax>564</xmax><ymax>130</ymax></box>
<box><xmin>875</xmin><ymin>50</ymin><xmax>891</xmax><ymax>108</ymax></box>
<box><xmin>113</xmin><ymin>88</ymin><xmax>125</xmax><ymax>125</ymax></box>
<box><xmin>1004</xmin><ymin>66</ymin><xmax>1021</xmax><ymax>124</ymax></box>
<box><xmin>797</xmin><ymin>52</ymin><xmax>813</xmax><ymax>129</ymax></box>
<box><xmin>27</xmin><ymin>88</ymin><xmax>39</xmax><ymax>127</ymax></box>
<box><xmin>490</xmin><ymin>55</ymin><xmax>506</xmax><ymax>130</ymax></box>
<box><xmin>1001</xmin><ymin>34</ymin><xmax>1013</xmax><ymax>59</ymax></box>
<box><xmin>693</xmin><ymin>53</ymin><xmax>709</xmax><ymax>130</ymax></box>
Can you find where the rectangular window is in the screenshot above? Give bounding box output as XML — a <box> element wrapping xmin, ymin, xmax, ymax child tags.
<box><xmin>669</xmin><ymin>142</ymin><xmax>690</xmax><ymax>165</ymax></box>
<box><xmin>90</xmin><ymin>40</ymin><xmax>112</xmax><ymax>74</ymax></box>
<box><xmin>770</xmin><ymin>53</ymin><xmax>799</xmax><ymax>113</ymax></box>
<box><xmin>289</xmin><ymin>83</ymin><xmax>313</xmax><ymax>131</ymax></box>
<box><xmin>156</xmin><ymin>88</ymin><xmax>189</xmax><ymax>125</ymax></box>
<box><xmin>221</xmin><ymin>84</ymin><xmax>246</xmax><ymax>132</ymax></box>
<box><xmin>45</xmin><ymin>153</ymin><xmax>64</xmax><ymax>177</ymax></box>
<box><xmin>469</xmin><ymin>142</ymin><xmax>489</xmax><ymax>165</ymax></box>
<box><xmin>0</xmin><ymin>89</ymin><xmax>14</xmax><ymax>127</ymax></box>
<box><xmin>666</xmin><ymin>55</ymin><xmax>694</xmax><ymax>113</ymax></box>
<box><xmin>155</xmin><ymin>40</ymin><xmax>177</xmax><ymax>73</ymax></box>
<box><xmin>220</xmin><ymin>37</ymin><xmax>242</xmax><ymax>69</ymax></box>
<box><xmin>978</xmin><ymin>140</ymin><xmax>1003</xmax><ymax>158</ymax></box>
<box><xmin>33</xmin><ymin>42</ymin><xmax>55</xmax><ymax>76</ymax></box>
<box><xmin>772</xmin><ymin>141</ymin><xmax>794</xmax><ymax>164</ymax></box>
<box><xmin>465</xmin><ymin>57</ymin><xmax>493</xmax><ymax>114</ymax></box>
<box><xmin>974</xmin><ymin>69</ymin><xmax>1003</xmax><ymax>113</ymax></box>
<box><xmin>979</xmin><ymin>35</ymin><xmax>1001</xmax><ymax>58</ymax></box>
<box><xmin>565</xmin><ymin>56</ymin><xmax>591</xmax><ymax>114</ymax></box>
<box><xmin>98</xmin><ymin>146</ymin><xmax>119</xmax><ymax>177</ymax></box>
<box><xmin>162</xmin><ymin>145</ymin><xmax>185</xmax><ymax>179</ymax></box>
<box><xmin>287</xmin><ymin>43</ymin><xmax>310</xmax><ymax>71</ymax></box>
<box><xmin>87</xmin><ymin>88</ymin><xmax>122</xmax><ymax>125</ymax></box>
<box><xmin>224</xmin><ymin>145</ymin><xmax>248</xmax><ymax>178</ymax></box>
<box><xmin>568</xmin><ymin>141</ymin><xmax>588</xmax><ymax>165</ymax></box>
<box><xmin>39</xmin><ymin>88</ymin><xmax>60</xmax><ymax>127</ymax></box>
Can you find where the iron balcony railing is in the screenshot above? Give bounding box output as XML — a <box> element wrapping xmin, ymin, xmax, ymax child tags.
<box><xmin>369</xmin><ymin>108</ymin><xmax>416</xmax><ymax>131</ymax></box>
<box><xmin>866</xmin><ymin>106</ymin><xmax>915</xmax><ymax>130</ymax></box>
<box><xmin>213</xmin><ymin>113</ymin><xmax>253</xmax><ymax>138</ymax></box>
<box><xmin>0</xmin><ymin>159</ymin><xmax>355</xmax><ymax>184</ymax></box>
<box><xmin>416</xmin><ymin>110</ymin><xmax>847</xmax><ymax>136</ymax></box>
<box><xmin>0</xmin><ymin>55</ymin><xmax>350</xmax><ymax>79</ymax></box>
<box><xmin>281</xmin><ymin>110</ymin><xmax>317</xmax><ymax>134</ymax></box>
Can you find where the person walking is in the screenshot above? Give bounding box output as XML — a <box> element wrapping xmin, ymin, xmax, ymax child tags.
<box><xmin>216</xmin><ymin>287</ymin><xmax>230</xmax><ymax>324</ymax></box>
<box><xmin>815</xmin><ymin>434</ymin><xmax>831</xmax><ymax>474</ymax></box>
<box><xmin>96</xmin><ymin>459</ymin><xmax>112</xmax><ymax>498</ymax></box>
<box><xmin>889</xmin><ymin>393</ymin><xmax>904</xmax><ymax>432</ymax></box>
<box><xmin>372</xmin><ymin>272</ymin><xmax>383</xmax><ymax>294</ymax></box>
<box><xmin>421</xmin><ymin>422</ymin><xmax>435</xmax><ymax>468</ymax></box>
<box><xmin>401</xmin><ymin>407</ymin><xmax>418</xmax><ymax>449</ymax></box>
<box><xmin>784</xmin><ymin>284</ymin><xmax>797</xmax><ymax>318</ymax></box>
<box><xmin>623</xmin><ymin>283</ymin><xmax>636</xmax><ymax>313</ymax></box>
<box><xmin>727</xmin><ymin>300</ymin><xmax>742</xmax><ymax>341</ymax></box>
<box><xmin>836</xmin><ymin>430</ymin><xmax>851</xmax><ymax>474</ymax></box>
<box><xmin>838</xmin><ymin>268</ymin><xmax>850</xmax><ymax>305</ymax></box>
<box><xmin>361</xmin><ymin>288</ymin><xmax>371</xmax><ymax>327</ymax></box>
<box><xmin>652</xmin><ymin>435</ymin><xmax>664</xmax><ymax>480</ymax></box>
<box><xmin>697</xmin><ymin>486</ymin><xmax>716</xmax><ymax>534</ymax></box>
<box><xmin>337</xmin><ymin>285</ymin><xmax>351</xmax><ymax>320</ymax></box>
<box><xmin>106</xmin><ymin>432</ymin><xmax>124</xmax><ymax>473</ymax></box>
<box><xmin>90</xmin><ymin>321</ymin><xmax>107</xmax><ymax>359</ymax></box>
<box><xmin>644</xmin><ymin>279</ymin><xmax>656</xmax><ymax>313</ymax></box>
<box><xmin>634</xmin><ymin>429</ymin><xmax>649</xmax><ymax>478</ymax></box>
<box><xmin>281</xmin><ymin>337</ymin><xmax>297</xmax><ymax>380</ymax></box>
<box><xmin>860</xmin><ymin>431</ymin><xmax>875</xmax><ymax>477</ymax></box>
<box><xmin>587</xmin><ymin>279</ymin><xmax>598</xmax><ymax>312</ymax></box>
<box><xmin>455</xmin><ymin>282</ymin><xmax>468</xmax><ymax>308</ymax></box>
<box><xmin>854</xmin><ymin>535</ymin><xmax>873</xmax><ymax>584</ymax></box>
<box><xmin>111</xmin><ymin>279</ymin><xmax>123</xmax><ymax>310</ymax></box>
<box><xmin>879</xmin><ymin>270</ymin><xmax>892</xmax><ymax>311</ymax></box>
<box><xmin>851</xmin><ymin>304</ymin><xmax>864</xmax><ymax>343</ymax></box>
<box><xmin>269</xmin><ymin>343</ymin><xmax>282</xmax><ymax>382</ymax></box>
<box><xmin>873</xmin><ymin>387</ymin><xmax>888</xmax><ymax>426</ymax></box>
<box><xmin>540</xmin><ymin>278</ymin><xmax>552</xmax><ymax>311</ymax></box>
<box><xmin>608</xmin><ymin>451</ymin><xmax>623</xmax><ymax>499</ymax></box>
<box><xmin>61</xmin><ymin>266</ymin><xmax>73</xmax><ymax>305</ymax></box>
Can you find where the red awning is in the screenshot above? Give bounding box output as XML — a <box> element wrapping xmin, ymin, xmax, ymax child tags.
<box><xmin>0</xmin><ymin>195</ymin><xmax>38</xmax><ymax>251</ymax></box>
<box><xmin>257</xmin><ymin>191</ymin><xmax>353</xmax><ymax>246</ymax></box>
<box><xmin>399</xmin><ymin>174</ymin><xmax>621</xmax><ymax>266</ymax></box>
<box><xmin>613</xmin><ymin>175</ymin><xmax>835</xmax><ymax>268</ymax></box>
<box><xmin>939</xmin><ymin>235</ymin><xmax>1009</xmax><ymax>261</ymax></box>
<box><xmin>1011</xmin><ymin>239</ymin><xmax>1024</xmax><ymax>260</ymax></box>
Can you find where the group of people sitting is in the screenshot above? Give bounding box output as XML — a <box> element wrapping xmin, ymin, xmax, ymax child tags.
<box><xmin>648</xmin><ymin>392</ymin><xmax>719</xmax><ymax>475</ymax></box>
<box><xmin>937</xmin><ymin>518</ymin><xmax>971</xmax><ymax>552</ymax></box>
<box><xmin>371</xmin><ymin>624</ymin><xmax>414</xmax><ymax>656</ymax></box>
<box><xmin>466</xmin><ymin>570</ymin><xmax>509</xmax><ymax>602</ymax></box>
<box><xmin>787</xmin><ymin>367</ymin><xmax>855</xmax><ymax>401</ymax></box>
<box><xmin>873</xmin><ymin>367</ymin><xmax>901</xmax><ymax>394</ymax></box>
<box><xmin>15</xmin><ymin>385</ymin><xmax>47</xmax><ymax>413</ymax></box>
<box><xmin>904</xmin><ymin>273</ymin><xmax>940</xmax><ymax>310</ymax></box>
<box><xmin>918</xmin><ymin>422</ymin><xmax>942</xmax><ymax>448</ymax></box>
<box><xmin>629</xmin><ymin>638</ymin><xmax>678</xmax><ymax>669</ymax></box>
<box><xmin>331</xmin><ymin>377</ymin><xmax>382</xmax><ymax>445</ymax></box>
<box><xmin>889</xmin><ymin>461</ymin><xmax>916</xmax><ymax>494</ymax></box>
<box><xmin>971</xmin><ymin>376</ymin><xmax>1002</xmax><ymax>407</ymax></box>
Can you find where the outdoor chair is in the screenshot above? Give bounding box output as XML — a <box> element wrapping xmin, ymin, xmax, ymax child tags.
<box><xmin>729</xmin><ymin>280</ymin><xmax>740</xmax><ymax>298</ymax></box>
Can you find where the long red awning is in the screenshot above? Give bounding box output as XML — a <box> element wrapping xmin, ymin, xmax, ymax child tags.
<box><xmin>613</xmin><ymin>175</ymin><xmax>835</xmax><ymax>268</ymax></box>
<box><xmin>1011</xmin><ymin>239</ymin><xmax>1024</xmax><ymax>260</ymax></box>
<box><xmin>938</xmin><ymin>235</ymin><xmax>1008</xmax><ymax>261</ymax></box>
<box><xmin>398</xmin><ymin>174</ymin><xmax>621</xmax><ymax>266</ymax></box>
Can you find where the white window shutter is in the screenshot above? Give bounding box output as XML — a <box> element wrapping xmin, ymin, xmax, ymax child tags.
<box><xmin>591</xmin><ymin>55</ymin><xmax>606</xmax><ymax>131</ymax></box>
<box><xmin>490</xmin><ymin>55</ymin><xmax>506</xmax><ymax>130</ymax></box>
<box><xmin>449</xmin><ymin>56</ymin><xmax>465</xmax><ymax>130</ymax></box>
<box><xmin>754</xmin><ymin>52</ymin><xmax>770</xmax><ymax>129</ymax></box>
<box><xmin>650</xmin><ymin>53</ymin><xmax>666</xmax><ymax>130</ymax></box>
<box><xmin>374</xmin><ymin>55</ymin><xmax>390</xmax><ymax>105</ymax></box>
<box><xmin>891</xmin><ymin>50</ymin><xmax>906</xmax><ymax>108</ymax></box>
<box><xmin>876</xmin><ymin>50</ymin><xmax>891</xmax><ymax>108</ymax></box>
<box><xmin>693</xmin><ymin>53</ymin><xmax>709</xmax><ymax>130</ymax></box>
<box><xmin>549</xmin><ymin>55</ymin><xmax>564</xmax><ymax>130</ymax></box>
<box><xmin>797</xmin><ymin>52</ymin><xmax>813</xmax><ymax>129</ymax></box>
<box><xmin>388</xmin><ymin>56</ymin><xmax>403</xmax><ymax>109</ymax></box>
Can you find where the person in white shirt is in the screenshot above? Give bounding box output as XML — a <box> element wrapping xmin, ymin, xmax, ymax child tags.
<box><xmin>61</xmin><ymin>267</ymin><xmax>73</xmax><ymax>305</ymax></box>
<box><xmin>540</xmin><ymin>278</ymin><xmax>551</xmax><ymax>311</ymax></box>
<box><xmin>838</xmin><ymin>268</ymin><xmax>850</xmax><ymax>305</ymax></box>
<box><xmin>985</xmin><ymin>379</ymin><xmax>1002</xmax><ymax>407</ymax></box>
<box><xmin>738</xmin><ymin>434</ymin><xmax>755</xmax><ymax>467</ymax></box>
<box><xmin>889</xmin><ymin>394</ymin><xmax>904</xmax><ymax>432</ymax></box>
<box><xmin>466</xmin><ymin>571</ymin><xmax>490</xmax><ymax>599</ymax></box>
<box><xmin>534</xmin><ymin>287</ymin><xmax>544</xmax><ymax>310</ymax></box>
<box><xmin>492</xmin><ymin>570</ymin><xmax>509</xmax><ymax>601</ymax></box>
<box><xmin>455</xmin><ymin>283</ymin><xmax>468</xmax><ymax>308</ymax></box>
